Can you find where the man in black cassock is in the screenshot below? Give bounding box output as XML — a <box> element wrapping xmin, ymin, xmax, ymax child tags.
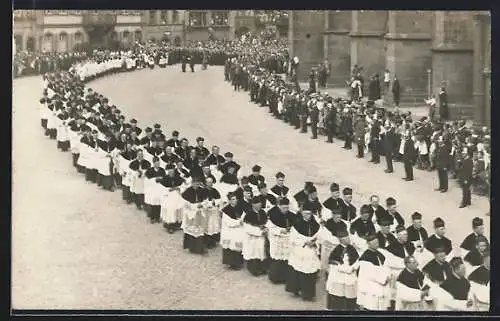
<box><xmin>395</xmin><ymin>256</ymin><xmax>431</xmax><ymax>310</ymax></box>
<box><xmin>439</xmin><ymin>257</ymin><xmax>473</xmax><ymax>310</ymax></box>
<box><xmin>269</xmin><ymin>171</ymin><xmax>289</xmax><ymax>201</ymax></box>
<box><xmin>460</xmin><ymin>217</ymin><xmax>489</xmax><ymax>252</ymax></box>
<box><xmin>181</xmin><ymin>177</ymin><xmax>208</xmax><ymax>254</ymax></box>
<box><xmin>243</xmin><ymin>196</ymin><xmax>269</xmax><ymax>276</ymax></box>
<box><xmin>144</xmin><ymin>156</ymin><xmax>166</xmax><ymax>223</ymax></box>
<box><xmin>424</xmin><ymin>217</ymin><xmax>453</xmax><ymax>256</ymax></box>
<box><xmin>339</xmin><ymin>187</ymin><xmax>357</xmax><ymax>223</ymax></box>
<box><xmin>422</xmin><ymin>246</ymin><xmax>452</xmax><ymax>285</ymax></box>
<box><xmin>406</xmin><ymin>212</ymin><xmax>428</xmax><ymax>249</ymax></box>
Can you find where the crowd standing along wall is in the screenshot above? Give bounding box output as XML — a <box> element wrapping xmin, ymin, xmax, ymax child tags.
<box><xmin>288</xmin><ymin>10</ymin><xmax>491</xmax><ymax>125</ymax></box>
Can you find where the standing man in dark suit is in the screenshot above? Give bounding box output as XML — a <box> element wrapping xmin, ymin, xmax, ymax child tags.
<box><xmin>392</xmin><ymin>76</ymin><xmax>401</xmax><ymax>107</ymax></box>
<box><xmin>342</xmin><ymin>109</ymin><xmax>354</xmax><ymax>150</ymax></box>
<box><xmin>325</xmin><ymin>103</ymin><xmax>337</xmax><ymax>143</ymax></box>
<box><xmin>401</xmin><ymin>131</ymin><xmax>417</xmax><ymax>181</ymax></box>
<box><xmin>438</xmin><ymin>86</ymin><xmax>448</xmax><ymax>121</ymax></box>
<box><xmin>369</xmin><ymin>119</ymin><xmax>381</xmax><ymax>164</ymax></box>
<box><xmin>354</xmin><ymin>112</ymin><xmax>366</xmax><ymax>158</ymax></box>
<box><xmin>435</xmin><ymin>137</ymin><xmax>450</xmax><ymax>193</ymax></box>
<box><xmin>459</xmin><ymin>150</ymin><xmax>473</xmax><ymax>208</ymax></box>
<box><xmin>382</xmin><ymin>124</ymin><xmax>395</xmax><ymax>173</ymax></box>
<box><xmin>310</xmin><ymin>103</ymin><xmax>319</xmax><ymax>140</ymax></box>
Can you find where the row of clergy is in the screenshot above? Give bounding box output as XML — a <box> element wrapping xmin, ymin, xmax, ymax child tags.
<box><xmin>38</xmin><ymin>63</ymin><xmax>489</xmax><ymax>311</ymax></box>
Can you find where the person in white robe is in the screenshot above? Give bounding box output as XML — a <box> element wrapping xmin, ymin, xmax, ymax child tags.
<box><xmin>356</xmin><ymin>234</ymin><xmax>392</xmax><ymax>311</ymax></box>
<box><xmin>129</xmin><ymin>150</ymin><xmax>152</xmax><ymax>210</ymax></box>
<box><xmin>286</xmin><ymin>209</ymin><xmax>324</xmax><ymax>301</ymax></box>
<box><xmin>144</xmin><ymin>157</ymin><xmax>166</xmax><ymax>223</ymax></box>
<box><xmin>395</xmin><ymin>255</ymin><xmax>433</xmax><ymax>311</ymax></box>
<box><xmin>203</xmin><ymin>177</ymin><xmax>223</xmax><ymax>249</ymax></box>
<box><xmin>242</xmin><ymin>196</ymin><xmax>269</xmax><ymax>276</ymax></box>
<box><xmin>181</xmin><ymin>177</ymin><xmax>209</xmax><ymax>254</ymax></box>
<box><xmin>158</xmin><ymin>164</ymin><xmax>185</xmax><ymax>233</ymax></box>
<box><xmin>468</xmin><ymin>253</ymin><xmax>490</xmax><ymax>311</ymax></box>
<box><xmin>433</xmin><ymin>257</ymin><xmax>474</xmax><ymax>311</ymax></box>
<box><xmin>326</xmin><ymin>230</ymin><xmax>360</xmax><ymax>310</ymax></box>
<box><xmin>266</xmin><ymin>197</ymin><xmax>295</xmax><ymax>284</ymax></box>
<box><xmin>220</xmin><ymin>192</ymin><xmax>245</xmax><ymax>270</ymax></box>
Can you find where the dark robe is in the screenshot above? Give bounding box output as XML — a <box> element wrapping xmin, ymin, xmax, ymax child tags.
<box><xmin>302</xmin><ymin>198</ymin><xmax>322</xmax><ymax>217</ymax></box>
<box><xmin>268</xmin><ymin>206</ymin><xmax>296</xmax><ymax>229</ymax></box>
<box><xmin>166</xmin><ymin>138</ymin><xmax>180</xmax><ymax>149</ymax></box>
<box><xmin>145</xmin><ymin>166</ymin><xmax>166</xmax><ymax>180</ymax></box>
<box><xmin>407</xmin><ymin>225</ymin><xmax>429</xmax><ymax>243</ymax></box>
<box><xmin>339</xmin><ymin>200</ymin><xmax>357</xmax><ymax>222</ymax></box>
<box><xmin>327</xmin><ymin>243</ymin><xmax>360</xmax><ymax>310</ymax></box>
<box><xmin>221</xmin><ymin>204</ymin><xmax>244</xmax><ymax>268</ymax></box>
<box><xmin>468</xmin><ymin>266</ymin><xmax>489</xmax><ymax>286</ymax></box>
<box><xmin>205</xmin><ymin>153</ymin><xmax>226</xmax><ymax>168</ymax></box>
<box><xmin>385</xmin><ymin>211</ymin><xmax>406</xmax><ymax>227</ymax></box>
<box><xmin>195</xmin><ymin>146</ymin><xmax>210</xmax><ymax>160</ymax></box>
<box><xmin>175</xmin><ymin>146</ymin><xmax>190</xmax><ymax>161</ymax></box>
<box><xmin>350</xmin><ymin>218</ymin><xmax>376</xmax><ymax>238</ymax></box>
<box><xmin>257</xmin><ymin>193</ymin><xmax>277</xmax><ymax>208</ymax></box>
<box><xmin>201</xmin><ymin>172</ymin><xmax>217</xmax><ymax>185</ymax></box>
<box><xmin>286</xmin><ymin>216</ymin><xmax>321</xmax><ymax>300</ymax></box>
<box><xmin>369</xmin><ymin>204</ymin><xmax>387</xmax><ymax>222</ymax></box>
<box><xmin>270</xmin><ymin>185</ymin><xmax>289</xmax><ymax>198</ymax></box>
<box><xmin>220</xmin><ymin>173</ymin><xmax>239</xmax><ymax>185</ymax></box>
<box><xmin>422</xmin><ymin>259</ymin><xmax>453</xmax><ymax>284</ymax></box>
<box><xmin>460</xmin><ymin>233</ymin><xmax>489</xmax><ymax>252</ymax></box>
<box><xmin>161</xmin><ymin>153</ymin><xmax>180</xmax><ymax>165</ymax></box>
<box><xmin>463</xmin><ymin>250</ymin><xmax>486</xmax><ymax>267</ymax></box>
<box><xmin>386</xmin><ymin>240</ymin><xmax>416</xmax><ymax>259</ymax></box>
<box><xmin>324</xmin><ymin>219</ymin><xmax>348</xmax><ymax>238</ymax></box>
<box><xmin>359</xmin><ymin>248</ymin><xmax>386</xmax><ymax>266</ymax></box>
<box><xmin>293</xmin><ymin>190</ymin><xmax>308</xmax><ymax>208</ymax></box>
<box><xmin>440</xmin><ymin>273</ymin><xmax>470</xmax><ymax>301</ymax></box>
<box><xmin>424</xmin><ymin>234</ymin><xmax>453</xmax><ymax>255</ymax></box>
<box><xmin>129</xmin><ymin>159</ymin><xmax>151</xmax><ymax>172</ymax></box>
<box><xmin>376</xmin><ymin>231</ymin><xmax>398</xmax><ymax>249</ymax></box>
<box><xmin>248</xmin><ymin>174</ymin><xmax>265</xmax><ymax>187</ymax></box>
<box><xmin>158</xmin><ymin>174</ymin><xmax>184</xmax><ymax>188</ymax></box>
<box><xmin>244</xmin><ymin>208</ymin><xmax>268</xmax><ymax>276</ymax></box>
<box><xmin>397</xmin><ymin>268</ymin><xmax>428</xmax><ymax>291</ymax></box>
<box><xmin>181</xmin><ymin>186</ymin><xmax>208</xmax><ymax>254</ymax></box>
<box><xmin>220</xmin><ymin>160</ymin><xmax>241</xmax><ymax>174</ymax></box>
<box><xmin>323</xmin><ymin>197</ymin><xmax>342</xmax><ymax>212</ymax></box>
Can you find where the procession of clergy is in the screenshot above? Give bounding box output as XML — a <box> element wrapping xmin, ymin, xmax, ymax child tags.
<box><xmin>38</xmin><ymin>57</ymin><xmax>489</xmax><ymax>312</ymax></box>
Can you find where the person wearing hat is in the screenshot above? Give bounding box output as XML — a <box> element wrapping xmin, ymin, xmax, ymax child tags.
<box><xmin>174</xmin><ymin>138</ymin><xmax>191</xmax><ymax>162</ymax></box>
<box><xmin>242</xmin><ymin>196</ymin><xmax>269</xmax><ymax>276</ymax></box>
<box><xmin>438</xmin><ymin>86</ymin><xmax>448</xmax><ymax>121</ymax></box>
<box><xmin>128</xmin><ymin>149</ymin><xmax>152</xmax><ymax>210</ymax></box>
<box><xmin>385</xmin><ymin>225</ymin><xmax>417</xmax><ymax>310</ymax></box>
<box><xmin>256</xmin><ymin>183</ymin><xmax>276</xmax><ymax>210</ymax></box>
<box><xmin>166</xmin><ymin>130</ymin><xmax>180</xmax><ymax>149</ymax></box>
<box><xmin>201</xmin><ymin>161</ymin><xmax>217</xmax><ymax>186</ymax></box>
<box><xmin>458</xmin><ymin>149</ymin><xmax>473</xmax><ymax>208</ymax></box>
<box><xmin>144</xmin><ymin>156</ymin><xmax>167</xmax><ymax>223</ymax></box>
<box><xmin>183</xmin><ymin>148</ymin><xmax>200</xmax><ymax>173</ymax></box>
<box><xmin>424</xmin><ymin>217</ymin><xmax>453</xmax><ymax>258</ymax></box>
<box><xmin>285</xmin><ymin>209</ymin><xmax>322</xmax><ymax>301</ymax></box>
<box><xmin>269</xmin><ymin>171</ymin><xmax>289</xmax><ymax>201</ymax></box>
<box><xmin>302</xmin><ymin>185</ymin><xmax>322</xmax><ymax>222</ymax></box>
<box><xmin>322</xmin><ymin>183</ymin><xmax>342</xmax><ymax>221</ymax></box>
<box><xmin>349</xmin><ymin>205</ymin><xmax>376</xmax><ymax>251</ymax></box>
<box><xmin>436</xmin><ymin>257</ymin><xmax>474</xmax><ymax>311</ymax></box>
<box><xmin>356</xmin><ymin>233</ymin><xmax>392</xmax><ymax>310</ymax></box>
<box><xmin>376</xmin><ymin>216</ymin><xmax>398</xmax><ymax>250</ymax></box>
<box><xmin>266</xmin><ymin>197</ymin><xmax>296</xmax><ymax>284</ymax></box>
<box><xmin>234</xmin><ymin>176</ymin><xmax>251</xmax><ymax>202</ymax></box>
<box><xmin>220</xmin><ymin>192</ymin><xmax>245</xmax><ymax>270</ymax></box>
<box><xmin>401</xmin><ymin>130</ymin><xmax>417</xmax><ymax>181</ymax></box>
<box><xmin>468</xmin><ymin>253</ymin><xmax>490</xmax><ymax>311</ymax></box>
<box><xmin>435</xmin><ymin>136</ymin><xmax>451</xmax><ymax>193</ymax></box>
<box><xmin>160</xmin><ymin>146</ymin><xmax>180</xmax><ymax>166</ymax></box>
<box><xmin>423</xmin><ymin>246</ymin><xmax>453</xmax><ymax>287</ymax></box>
<box><xmin>158</xmin><ymin>163</ymin><xmax>185</xmax><ymax>234</ymax></box>
<box><xmin>248</xmin><ymin>165</ymin><xmax>265</xmax><ymax>190</ymax></box>
<box><xmin>368</xmin><ymin>195</ymin><xmax>387</xmax><ymax>224</ymax></box>
<box><xmin>324</xmin><ymin>102</ymin><xmax>337</xmax><ymax>143</ymax></box>
<box><xmin>309</xmin><ymin>101</ymin><xmax>320</xmax><ymax>140</ymax></box>
<box><xmin>406</xmin><ymin>212</ymin><xmax>429</xmax><ymax>250</ymax></box>
<box><xmin>195</xmin><ymin>137</ymin><xmax>210</xmax><ymax>160</ymax></box>
<box><xmin>326</xmin><ymin>229</ymin><xmax>360</xmax><ymax>310</ymax></box>
<box><xmin>321</xmin><ymin>208</ymin><xmax>349</xmax><ymax>271</ymax></box>
<box><xmin>140</xmin><ymin>127</ymin><xmax>153</xmax><ymax>147</ymax></box>
<box><xmin>86</xmin><ymin>129</ymin><xmax>100</xmax><ymax>184</ymax></box>
<box><xmin>395</xmin><ymin>255</ymin><xmax>432</xmax><ymax>311</ymax></box>
<box><xmin>181</xmin><ymin>176</ymin><xmax>209</xmax><ymax>255</ymax></box>
<box><xmin>219</xmin><ymin>152</ymin><xmax>241</xmax><ymax>175</ymax></box>
<box><xmin>384</xmin><ymin>197</ymin><xmax>405</xmax><ymax>232</ymax></box>
<box><xmin>95</xmin><ymin>131</ymin><xmax>118</xmax><ymax>191</ymax></box>
<box><xmin>341</xmin><ymin>108</ymin><xmax>354</xmax><ymax>150</ymax></box>
<box><xmin>460</xmin><ymin>217</ymin><xmax>489</xmax><ymax>253</ymax></box>
<box><xmin>463</xmin><ymin>236</ymin><xmax>489</xmax><ymax>268</ymax></box>
<box><xmin>339</xmin><ymin>187</ymin><xmax>357</xmax><ymax>223</ymax></box>
<box><xmin>129</xmin><ymin>118</ymin><xmax>142</xmax><ymax>137</ymax></box>
<box><xmin>205</xmin><ymin>145</ymin><xmax>225</xmax><ymax>171</ymax></box>
<box><xmin>382</xmin><ymin>122</ymin><xmax>396</xmax><ymax>173</ymax></box>
<box><xmin>202</xmin><ymin>177</ymin><xmax>223</xmax><ymax>249</ymax></box>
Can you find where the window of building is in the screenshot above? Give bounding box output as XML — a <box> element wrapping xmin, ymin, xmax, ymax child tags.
<box><xmin>74</xmin><ymin>32</ymin><xmax>83</xmax><ymax>44</ymax></box>
<box><xmin>172</xmin><ymin>10</ymin><xmax>179</xmax><ymax>23</ymax></box>
<box><xmin>135</xmin><ymin>30</ymin><xmax>142</xmax><ymax>42</ymax></box>
<box><xmin>123</xmin><ymin>31</ymin><xmax>130</xmax><ymax>41</ymax></box>
<box><xmin>149</xmin><ymin>10</ymin><xmax>156</xmax><ymax>24</ymax></box>
<box><xmin>189</xmin><ymin>11</ymin><xmax>206</xmax><ymax>27</ymax></box>
<box><xmin>59</xmin><ymin>32</ymin><xmax>67</xmax><ymax>41</ymax></box>
<box><xmin>160</xmin><ymin>11</ymin><xmax>168</xmax><ymax>24</ymax></box>
<box><xmin>211</xmin><ymin>11</ymin><xmax>228</xmax><ymax>26</ymax></box>
<box><xmin>443</xmin><ymin>19</ymin><xmax>468</xmax><ymax>45</ymax></box>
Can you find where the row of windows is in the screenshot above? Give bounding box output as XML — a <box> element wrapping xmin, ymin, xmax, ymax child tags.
<box><xmin>189</xmin><ymin>11</ymin><xmax>229</xmax><ymax>26</ymax></box>
<box><xmin>41</xmin><ymin>31</ymin><xmax>142</xmax><ymax>42</ymax></box>
<box><xmin>149</xmin><ymin>10</ymin><xmax>181</xmax><ymax>25</ymax></box>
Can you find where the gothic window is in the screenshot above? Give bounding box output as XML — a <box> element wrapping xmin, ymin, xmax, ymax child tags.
<box><xmin>189</xmin><ymin>11</ymin><xmax>206</xmax><ymax>26</ymax></box>
<box><xmin>160</xmin><ymin>11</ymin><xmax>168</xmax><ymax>24</ymax></box>
<box><xmin>211</xmin><ymin>11</ymin><xmax>228</xmax><ymax>26</ymax></box>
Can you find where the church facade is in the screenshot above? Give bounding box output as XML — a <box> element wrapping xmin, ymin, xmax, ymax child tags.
<box><xmin>288</xmin><ymin>11</ymin><xmax>490</xmax><ymax>125</ymax></box>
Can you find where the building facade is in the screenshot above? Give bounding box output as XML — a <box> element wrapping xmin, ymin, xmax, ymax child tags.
<box><xmin>288</xmin><ymin>10</ymin><xmax>491</xmax><ymax>125</ymax></box>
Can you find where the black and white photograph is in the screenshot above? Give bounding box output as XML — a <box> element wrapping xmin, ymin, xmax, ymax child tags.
<box><xmin>12</xmin><ymin>9</ymin><xmax>491</xmax><ymax>312</ymax></box>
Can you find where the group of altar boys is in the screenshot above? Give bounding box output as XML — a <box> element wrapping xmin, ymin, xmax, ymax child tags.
<box><xmin>38</xmin><ymin>61</ymin><xmax>490</xmax><ymax>312</ymax></box>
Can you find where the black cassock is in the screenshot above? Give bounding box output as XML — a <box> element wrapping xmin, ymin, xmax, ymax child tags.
<box><xmin>376</xmin><ymin>231</ymin><xmax>397</xmax><ymax>249</ymax></box>
<box><xmin>293</xmin><ymin>190</ymin><xmax>308</xmax><ymax>208</ymax></box>
<box><xmin>424</xmin><ymin>234</ymin><xmax>453</xmax><ymax>255</ymax></box>
<box><xmin>181</xmin><ymin>186</ymin><xmax>208</xmax><ymax>254</ymax></box>
<box><xmin>221</xmin><ymin>204</ymin><xmax>245</xmax><ymax>269</ymax></box>
<box><xmin>324</xmin><ymin>219</ymin><xmax>348</xmax><ymax>237</ymax></box>
<box><xmin>322</xmin><ymin>197</ymin><xmax>342</xmax><ymax>212</ymax></box>
<box><xmin>386</xmin><ymin>240</ymin><xmax>416</xmax><ymax>259</ymax></box>
<box><xmin>248</xmin><ymin>174</ymin><xmax>265</xmax><ymax>187</ymax></box>
<box><xmin>270</xmin><ymin>184</ymin><xmax>289</xmax><ymax>198</ymax></box>
<box><xmin>422</xmin><ymin>259</ymin><xmax>452</xmax><ymax>284</ymax></box>
<box><xmin>203</xmin><ymin>186</ymin><xmax>222</xmax><ymax>248</ymax></box>
<box><xmin>257</xmin><ymin>193</ymin><xmax>277</xmax><ymax>209</ymax></box>
<box><xmin>350</xmin><ymin>218</ymin><xmax>376</xmax><ymax>239</ymax></box>
<box><xmin>440</xmin><ymin>273</ymin><xmax>470</xmax><ymax>301</ymax></box>
<box><xmin>468</xmin><ymin>265</ymin><xmax>489</xmax><ymax>286</ymax></box>
<box><xmin>243</xmin><ymin>208</ymin><xmax>268</xmax><ymax>276</ymax></box>
<box><xmin>267</xmin><ymin>206</ymin><xmax>296</xmax><ymax>284</ymax></box>
<box><xmin>339</xmin><ymin>200</ymin><xmax>357</xmax><ymax>222</ymax></box>
<box><xmin>407</xmin><ymin>225</ymin><xmax>429</xmax><ymax>244</ymax></box>
<box><xmin>460</xmin><ymin>233</ymin><xmax>489</xmax><ymax>252</ymax></box>
<box><xmin>220</xmin><ymin>173</ymin><xmax>238</xmax><ymax>185</ymax></box>
<box><xmin>463</xmin><ymin>250</ymin><xmax>485</xmax><ymax>267</ymax></box>
<box><xmin>285</xmin><ymin>216</ymin><xmax>321</xmax><ymax>301</ymax></box>
<box><xmin>327</xmin><ymin>244</ymin><xmax>359</xmax><ymax>310</ymax></box>
<box><xmin>205</xmin><ymin>153</ymin><xmax>226</xmax><ymax>168</ymax></box>
<box><xmin>369</xmin><ymin>205</ymin><xmax>387</xmax><ymax>222</ymax></box>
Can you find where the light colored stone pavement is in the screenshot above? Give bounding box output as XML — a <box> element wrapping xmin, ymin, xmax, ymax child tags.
<box><xmin>12</xmin><ymin>67</ymin><xmax>489</xmax><ymax>310</ymax></box>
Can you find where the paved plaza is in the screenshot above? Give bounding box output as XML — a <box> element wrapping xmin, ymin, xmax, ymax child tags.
<box><xmin>12</xmin><ymin>66</ymin><xmax>490</xmax><ymax>310</ymax></box>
